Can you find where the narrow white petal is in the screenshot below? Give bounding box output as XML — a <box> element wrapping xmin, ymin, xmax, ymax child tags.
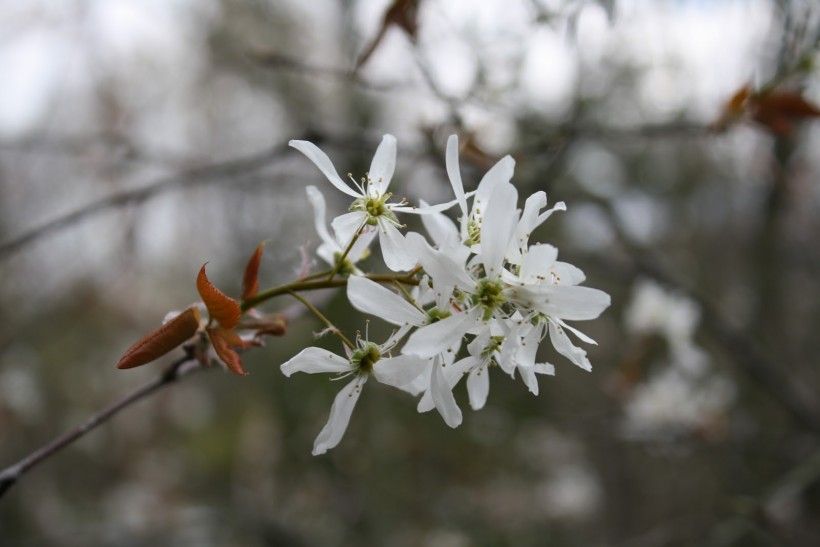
<box><xmin>536</xmin><ymin>201</ymin><xmax>566</xmax><ymax>225</ymax></box>
<box><xmin>395</xmin><ymin>192</ymin><xmax>476</xmax><ymax>215</ymax></box>
<box><xmin>402</xmin><ymin>311</ymin><xmax>473</xmax><ymax>358</ymax></box>
<box><xmin>347</xmin><ymin>276</ymin><xmax>426</xmax><ymax>326</ymax></box>
<box><xmin>474</xmin><ymin>155</ymin><xmax>515</xmax><ymax>213</ymax></box>
<box><xmin>445</xmin><ymin>135</ymin><xmax>469</xmax><ymax>219</ymax></box>
<box><xmin>369</xmin><ymin>134</ymin><xmax>396</xmax><ymax>194</ymax></box>
<box><xmin>520</xmin><ymin>244</ymin><xmax>559</xmax><ymax>284</ymax></box>
<box><xmin>305</xmin><ymin>186</ymin><xmax>335</xmax><ymax>248</ymax></box>
<box><xmin>535</xmin><ymin>285</ymin><xmax>611</xmax><ymax>321</ymax></box>
<box><xmin>535</xmin><ymin>363</ymin><xmax>556</xmax><ymax>376</ymax></box>
<box><xmin>281</xmin><ymin>347</ymin><xmax>350</xmax><ymax>377</ymax></box>
<box><xmin>378</xmin><ymin>220</ymin><xmax>416</xmax><ymax>271</ymax></box>
<box><xmin>519</xmin><ymin>365</ymin><xmax>539</xmax><ymax>395</ymax></box>
<box><xmin>373</xmin><ymin>355</ymin><xmax>428</xmax><ymax>389</ymax></box>
<box><xmin>466</xmin><ymin>366</ymin><xmax>490</xmax><ymax>410</ymax></box>
<box><xmin>405</xmin><ymin>232</ymin><xmax>473</xmax><ymax>292</ymax></box>
<box><xmin>332</xmin><ymin>211</ymin><xmax>367</xmax><ymax>247</ymax></box>
<box><xmin>548</xmin><ymin>321</ymin><xmax>592</xmax><ymax>371</ymax></box>
<box><xmin>480</xmin><ymin>182</ymin><xmax>518</xmax><ymax>278</ymax></box>
<box><xmin>558</xmin><ymin>319</ymin><xmax>597</xmax><ymax>345</ymax></box>
<box><xmin>551</xmin><ymin>261</ymin><xmax>586</xmax><ymax>286</ymax></box>
<box><xmin>348</xmin><ymin>227</ymin><xmax>377</xmax><ymax>263</ymax></box>
<box><xmin>290</xmin><ymin>140</ymin><xmax>360</xmax><ymax>198</ymax></box>
<box><xmin>431</xmin><ymin>358</ymin><xmax>462</xmax><ymax>428</ymax></box>
<box><xmin>312</xmin><ymin>376</ymin><xmax>366</xmax><ymax>455</ymax></box>
<box><xmin>419</xmin><ymin>202</ymin><xmax>460</xmax><ymax>249</ymax></box>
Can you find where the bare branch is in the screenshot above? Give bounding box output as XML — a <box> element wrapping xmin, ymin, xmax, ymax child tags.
<box><xmin>0</xmin><ymin>352</ymin><xmax>199</xmax><ymax>498</ymax></box>
<box><xmin>0</xmin><ymin>142</ymin><xmax>291</xmax><ymax>262</ymax></box>
<box><xmin>0</xmin><ymin>302</ymin><xmax>308</xmax><ymax>500</ymax></box>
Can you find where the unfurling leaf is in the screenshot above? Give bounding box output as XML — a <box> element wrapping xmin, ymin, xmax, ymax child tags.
<box><xmin>207</xmin><ymin>328</ymin><xmax>248</xmax><ymax>376</ymax></box>
<box><xmin>197</xmin><ymin>264</ymin><xmax>241</xmax><ymax>329</ymax></box>
<box><xmin>117</xmin><ymin>307</ymin><xmax>201</xmax><ymax>369</ymax></box>
<box><xmin>242</xmin><ymin>243</ymin><xmax>265</xmax><ymax>301</ymax></box>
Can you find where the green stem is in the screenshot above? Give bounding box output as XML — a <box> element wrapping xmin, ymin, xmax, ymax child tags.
<box><xmin>326</xmin><ymin>224</ymin><xmax>365</xmax><ymax>281</ymax></box>
<box><xmin>287</xmin><ymin>291</ymin><xmax>355</xmax><ymax>349</ymax></box>
<box><xmin>241</xmin><ymin>272</ymin><xmax>419</xmax><ymax>312</ymax></box>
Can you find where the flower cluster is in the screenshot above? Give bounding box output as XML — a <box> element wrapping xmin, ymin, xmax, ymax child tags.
<box><xmin>282</xmin><ymin>134</ymin><xmax>611</xmax><ymax>455</ymax></box>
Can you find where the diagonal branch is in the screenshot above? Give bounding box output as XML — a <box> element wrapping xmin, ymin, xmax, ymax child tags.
<box><xmin>0</xmin><ymin>352</ymin><xmax>200</xmax><ymax>498</ymax></box>
<box><xmin>0</xmin><ymin>143</ymin><xmax>291</xmax><ymax>262</ymax></box>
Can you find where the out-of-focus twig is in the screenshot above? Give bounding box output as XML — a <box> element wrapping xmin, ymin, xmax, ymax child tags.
<box><xmin>0</xmin><ymin>143</ymin><xmax>291</xmax><ymax>262</ymax></box>
<box><xmin>575</xmin><ymin>191</ymin><xmax>820</xmax><ymax>435</ymax></box>
<box><xmin>250</xmin><ymin>51</ymin><xmax>411</xmax><ymax>92</ymax></box>
<box><xmin>0</xmin><ymin>301</ymin><xmax>307</xmax><ymax>500</ymax></box>
<box><xmin>0</xmin><ymin>352</ymin><xmax>199</xmax><ymax>498</ymax></box>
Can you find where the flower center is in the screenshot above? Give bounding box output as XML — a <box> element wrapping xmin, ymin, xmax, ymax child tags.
<box><xmin>332</xmin><ymin>252</ymin><xmax>355</xmax><ymax>276</ymax></box>
<box><xmin>465</xmin><ymin>215</ymin><xmax>482</xmax><ymax>245</ymax></box>
<box><xmin>351</xmin><ymin>193</ymin><xmax>393</xmax><ymax>225</ymax></box>
<box><xmin>426</xmin><ymin>308</ymin><xmax>452</xmax><ymax>323</ymax></box>
<box><xmin>350</xmin><ymin>342</ymin><xmax>381</xmax><ymax>374</ymax></box>
<box><xmin>480</xmin><ymin>335</ymin><xmax>505</xmax><ymax>358</ymax></box>
<box><xmin>472</xmin><ymin>278</ymin><xmax>506</xmax><ymax>321</ymax></box>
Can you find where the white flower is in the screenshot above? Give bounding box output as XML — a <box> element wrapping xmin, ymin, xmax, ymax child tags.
<box><xmin>290</xmin><ymin>135</ymin><xmax>458</xmax><ymax>272</ymax></box>
<box><xmin>503</xmin><ymin>243</ymin><xmax>606</xmax><ymax>372</ymax></box>
<box><xmin>346</xmin><ymin>275</ymin><xmax>465</xmax><ymax>427</ymax></box>
<box><xmin>306</xmin><ymin>185</ymin><xmax>375</xmax><ymax>274</ymax></box>
<box><xmin>444</xmin><ymin>134</ymin><xmax>516</xmax><ymax>247</ymax></box>
<box><xmin>281</xmin><ymin>333</ymin><xmax>428</xmax><ymax>455</ymax></box>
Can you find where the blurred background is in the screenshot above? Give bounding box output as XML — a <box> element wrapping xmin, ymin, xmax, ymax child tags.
<box><xmin>1</xmin><ymin>0</ymin><xmax>819</xmax><ymax>545</ymax></box>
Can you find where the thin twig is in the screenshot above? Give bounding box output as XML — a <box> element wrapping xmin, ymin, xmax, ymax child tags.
<box><xmin>0</xmin><ymin>352</ymin><xmax>199</xmax><ymax>498</ymax></box>
<box><xmin>0</xmin><ymin>143</ymin><xmax>291</xmax><ymax>262</ymax></box>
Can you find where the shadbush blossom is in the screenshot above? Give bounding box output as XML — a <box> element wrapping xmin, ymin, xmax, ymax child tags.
<box><xmin>281</xmin><ymin>134</ymin><xmax>611</xmax><ymax>454</ymax></box>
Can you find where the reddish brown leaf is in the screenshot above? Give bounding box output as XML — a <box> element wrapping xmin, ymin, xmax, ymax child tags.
<box><xmin>196</xmin><ymin>264</ymin><xmax>241</xmax><ymax>329</ymax></box>
<box><xmin>242</xmin><ymin>243</ymin><xmax>265</xmax><ymax>301</ymax></box>
<box><xmin>207</xmin><ymin>328</ymin><xmax>248</xmax><ymax>376</ymax></box>
<box><xmin>756</xmin><ymin>91</ymin><xmax>820</xmax><ymax>119</ymax></box>
<box><xmin>117</xmin><ymin>307</ymin><xmax>201</xmax><ymax>369</ymax></box>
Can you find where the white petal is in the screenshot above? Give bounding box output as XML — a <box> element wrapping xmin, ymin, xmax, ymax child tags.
<box><xmin>517</xmin><ymin>191</ymin><xmax>547</xmax><ymax>238</ymax></box>
<box><xmin>551</xmin><ymin>261</ymin><xmax>586</xmax><ymax>286</ymax></box>
<box><xmin>535</xmin><ymin>363</ymin><xmax>555</xmax><ymax>376</ymax></box>
<box><xmin>317</xmin><ymin>243</ymin><xmax>337</xmax><ymax>267</ymax></box>
<box><xmin>558</xmin><ymin>319</ymin><xmax>597</xmax><ymax>345</ymax></box>
<box><xmin>395</xmin><ymin>192</ymin><xmax>475</xmax><ymax>215</ymax></box>
<box><xmin>474</xmin><ymin>155</ymin><xmax>515</xmax><ymax>213</ymax></box>
<box><xmin>305</xmin><ymin>186</ymin><xmax>335</xmax><ymax>248</ymax></box>
<box><xmin>480</xmin><ymin>182</ymin><xmax>518</xmax><ymax>278</ymax></box>
<box><xmin>332</xmin><ymin>211</ymin><xmax>367</xmax><ymax>248</ymax></box>
<box><xmin>535</xmin><ymin>286</ymin><xmax>611</xmax><ymax>321</ymax></box>
<box><xmin>373</xmin><ymin>355</ymin><xmax>428</xmax><ymax>389</ymax></box>
<box><xmin>520</xmin><ymin>244</ymin><xmax>559</xmax><ymax>284</ymax></box>
<box><xmin>519</xmin><ymin>365</ymin><xmax>539</xmax><ymax>395</ymax></box>
<box><xmin>290</xmin><ymin>140</ymin><xmax>360</xmax><ymax>198</ymax></box>
<box><xmin>281</xmin><ymin>347</ymin><xmax>350</xmax><ymax>377</ymax></box>
<box><xmin>402</xmin><ymin>311</ymin><xmax>474</xmax><ymax>358</ymax></box>
<box><xmin>419</xmin><ymin>202</ymin><xmax>460</xmax><ymax>249</ymax></box>
<box><xmin>348</xmin><ymin>227</ymin><xmax>377</xmax><ymax>263</ymax></box>
<box><xmin>431</xmin><ymin>358</ymin><xmax>462</xmax><ymax>428</ymax></box>
<box><xmin>445</xmin><ymin>135</ymin><xmax>469</xmax><ymax>219</ymax></box>
<box><xmin>405</xmin><ymin>232</ymin><xmax>473</xmax><ymax>292</ymax></box>
<box><xmin>467</xmin><ymin>366</ymin><xmax>490</xmax><ymax>410</ymax></box>
<box><xmin>312</xmin><ymin>376</ymin><xmax>366</xmax><ymax>455</ymax></box>
<box><xmin>369</xmin><ymin>134</ymin><xmax>396</xmax><ymax>194</ymax></box>
<box><xmin>347</xmin><ymin>276</ymin><xmax>426</xmax><ymax>326</ymax></box>
<box><xmin>537</xmin><ymin>201</ymin><xmax>566</xmax><ymax>224</ymax></box>
<box><xmin>548</xmin><ymin>321</ymin><xmax>592</xmax><ymax>371</ymax></box>
<box><xmin>379</xmin><ymin>220</ymin><xmax>416</xmax><ymax>271</ymax></box>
